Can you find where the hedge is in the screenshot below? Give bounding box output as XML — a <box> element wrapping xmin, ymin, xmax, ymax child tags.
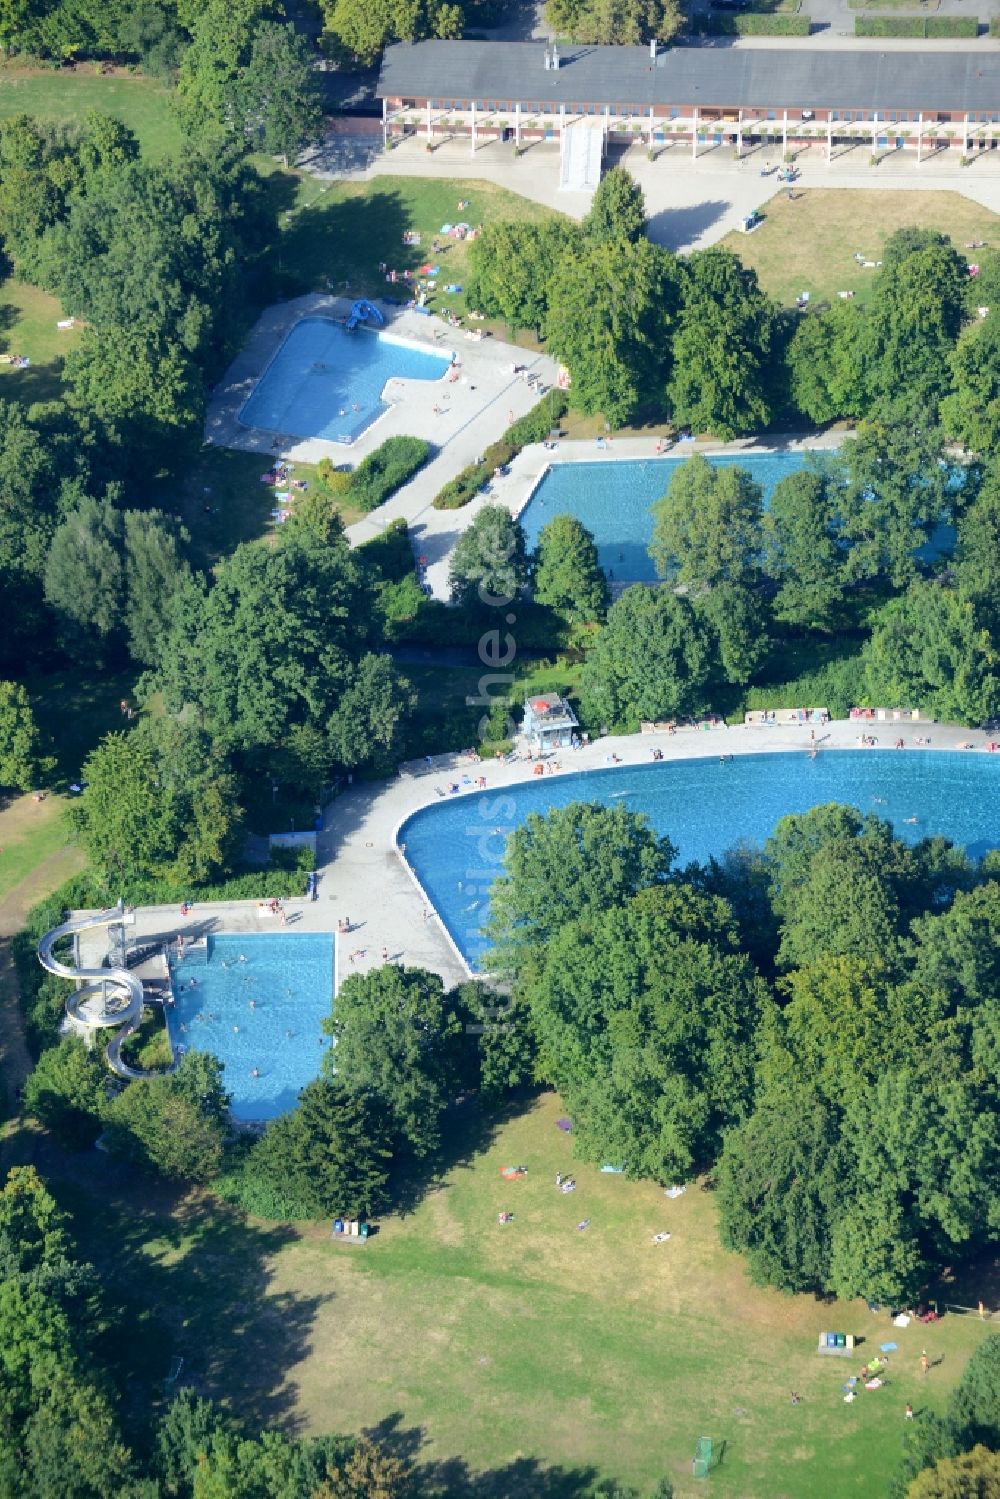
<box><xmin>692</xmin><ymin>12</ymin><xmax>811</xmax><ymax>33</ymax></box>
<box><xmin>855</xmin><ymin>14</ymin><xmax>976</xmax><ymax>35</ymax></box>
<box><xmin>432</xmin><ymin>392</ymin><xmax>569</xmax><ymax>510</ymax></box>
<box><xmin>991</xmin><ymin>14</ymin><xmax>1000</xmax><ymax>34</ymax></box>
<box><xmin>348</xmin><ymin>435</ymin><xmax>431</xmax><ymax>512</ymax></box>
<box><xmin>359</xmin><ymin>517</ymin><xmax>414</xmax><ymax>581</ymax></box>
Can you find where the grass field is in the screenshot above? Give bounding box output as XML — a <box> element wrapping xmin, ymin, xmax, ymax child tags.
<box><xmin>0</xmin><ymin>64</ymin><xmax>183</xmax><ymax>158</ymax></box>
<box><xmin>0</xmin><ymin>795</ymin><xmax>81</xmax><ymax>917</ymax></box>
<box><xmin>275</xmin><ymin>173</ymin><xmax>562</xmax><ymax>326</ymax></box>
<box><xmin>26</xmin><ymin>665</ymin><xmax>140</xmax><ymax>785</ymax></box>
<box><xmin>38</xmin><ymin>1089</ymin><xmax>990</xmax><ymax>1498</ymax></box>
<box><xmin>722</xmin><ymin>188</ymin><xmax>1000</xmax><ymax>308</ymax></box>
<box><xmin>0</xmin><ymin>278</ymin><xmax>82</xmax><ymax>404</ymax></box>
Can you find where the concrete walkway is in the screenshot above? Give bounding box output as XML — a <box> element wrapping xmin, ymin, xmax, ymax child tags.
<box><xmin>319</xmin><ymin>132</ymin><xmax>1000</xmax><ymax>253</ymax></box>
<box><xmin>313</xmin><ymin>717</ymin><xmax>996</xmax><ymax>988</ymax></box>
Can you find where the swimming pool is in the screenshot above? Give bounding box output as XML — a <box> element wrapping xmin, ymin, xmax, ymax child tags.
<box><xmin>518</xmin><ymin>450</ymin><xmax>825</xmax><ymax>582</ymax></box>
<box><xmin>166</xmin><ymin>932</ymin><xmax>335</xmax><ymax>1120</ymax></box>
<box><xmin>400</xmin><ymin>751</ymin><xmax>1000</xmax><ymax>969</ymax></box>
<box><xmin>239</xmin><ymin>317</ymin><xmax>452</xmax><ymax>444</ymax></box>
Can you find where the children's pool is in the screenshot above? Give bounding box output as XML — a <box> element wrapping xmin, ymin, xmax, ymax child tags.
<box><xmin>239</xmin><ymin>317</ymin><xmax>451</xmax><ymax>444</ymax></box>
<box><xmin>166</xmin><ymin>932</ymin><xmax>335</xmax><ymax>1120</ymax></box>
<box><xmin>518</xmin><ymin>450</ymin><xmax>826</xmax><ymax>582</ymax></box>
<box><xmin>399</xmin><ymin>750</ymin><xmax>1000</xmax><ymax>969</ymax></box>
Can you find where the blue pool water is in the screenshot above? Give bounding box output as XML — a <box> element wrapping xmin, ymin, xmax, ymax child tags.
<box><xmin>166</xmin><ymin>932</ymin><xmax>335</xmax><ymax>1120</ymax></box>
<box><xmin>519</xmin><ymin>450</ymin><xmax>825</xmax><ymax>582</ymax></box>
<box><xmin>239</xmin><ymin>317</ymin><xmax>451</xmax><ymax>444</ymax></box>
<box><xmin>400</xmin><ymin>751</ymin><xmax>1000</xmax><ymax>970</ymax></box>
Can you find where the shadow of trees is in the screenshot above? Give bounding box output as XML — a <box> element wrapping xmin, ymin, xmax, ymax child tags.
<box><xmin>647</xmin><ymin>200</ymin><xmax>732</xmax><ymax>253</ymax></box>
<box><xmin>34</xmin><ymin>1139</ymin><xmax>323</xmax><ymax>1433</ymax></box>
<box><xmin>274</xmin><ymin>186</ymin><xmax>412</xmax><ymax>300</ymax></box>
<box><xmin>367</xmin><ymin>1411</ymin><xmax>671</xmax><ymax>1497</ymax></box>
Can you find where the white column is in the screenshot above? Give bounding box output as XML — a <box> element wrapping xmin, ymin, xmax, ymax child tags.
<box><xmin>559</xmin><ymin>102</ymin><xmax>566</xmax><ymax>142</ymax></box>
<box><xmin>692</xmin><ymin>105</ymin><xmax>699</xmax><ymax>160</ymax></box>
<box><xmin>827</xmin><ymin>116</ymin><xmax>832</xmax><ymax>163</ymax></box>
<box><xmin>782</xmin><ymin>108</ymin><xmax>788</xmax><ymax>156</ymax></box>
<box><xmin>963</xmin><ymin>114</ymin><xmax>969</xmax><ymax>155</ymax></box>
<box><xmin>872</xmin><ymin>111</ymin><xmax>878</xmax><ymax>155</ymax></box>
<box><xmin>381</xmin><ymin>96</ymin><xmax>387</xmax><ymax>151</ymax></box>
<box><xmin>736</xmin><ymin>107</ymin><xmax>742</xmax><ymax>157</ymax></box>
<box><xmin>515</xmin><ymin>100</ymin><xmax>521</xmax><ymax>147</ymax></box>
<box><xmin>604</xmin><ymin>103</ymin><xmax>609</xmax><ymax>156</ymax></box>
<box><xmin>648</xmin><ymin>105</ymin><xmax>654</xmax><ymax>150</ymax></box>
<box><xmin>471</xmin><ymin>99</ymin><xmax>477</xmax><ymax>155</ymax></box>
<box><xmin>426</xmin><ymin>100</ymin><xmax>432</xmax><ymax>142</ymax></box>
<box><xmin>917</xmin><ymin>111</ymin><xmax>923</xmax><ymax>164</ymax></box>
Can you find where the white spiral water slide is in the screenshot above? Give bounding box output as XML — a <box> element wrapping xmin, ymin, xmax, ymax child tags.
<box><xmin>37</xmin><ymin>900</ymin><xmax>172</xmax><ymax>1079</ymax></box>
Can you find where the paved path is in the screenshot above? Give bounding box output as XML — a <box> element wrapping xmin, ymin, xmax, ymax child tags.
<box><xmin>320</xmin><ymin>133</ymin><xmax>1000</xmax><ymax>254</ymax></box>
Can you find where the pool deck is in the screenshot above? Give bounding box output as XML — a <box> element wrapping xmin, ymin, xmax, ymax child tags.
<box><xmin>313</xmin><ymin>715</ymin><xmax>996</xmax><ymax>984</ymax></box>
<box><xmin>205</xmin><ymin>293</ymin><xmax>559</xmax><ymax>557</ymax></box>
<box><xmin>71</xmin><ymin>720</ymin><xmax>997</xmax><ymax>1016</ymax></box>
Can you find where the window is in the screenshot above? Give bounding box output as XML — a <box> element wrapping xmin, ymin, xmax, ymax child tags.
<box><xmin>767</xmin><ymin>109</ymin><xmax>776</xmax><ymax>120</ymax></box>
<box><xmin>670</xmin><ymin>106</ymin><xmax>680</xmax><ymax>118</ymax></box>
<box><xmin>889</xmin><ymin>111</ymin><xmax>897</xmax><ymax>123</ymax></box>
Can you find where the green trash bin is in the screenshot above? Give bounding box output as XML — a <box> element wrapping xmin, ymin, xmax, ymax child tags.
<box><xmin>359</xmin><ymin>1222</ymin><xmax>369</xmax><ymax>1240</ymax></box>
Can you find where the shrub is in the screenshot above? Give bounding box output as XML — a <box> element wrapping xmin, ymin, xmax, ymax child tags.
<box><xmin>991</xmin><ymin>14</ymin><xmax>1000</xmax><ymax>33</ymax></box>
<box><xmin>855</xmin><ymin>13</ymin><xmax>975</xmax><ymax>33</ymax></box>
<box><xmin>432</xmin><ymin>394</ymin><xmax>568</xmax><ymax>510</ymax></box>
<box><xmin>692</xmin><ymin>11</ymin><xmax>811</xmax><ymax>32</ymax></box>
<box><xmin>348</xmin><ymin>436</ymin><xmax>431</xmax><ymax>512</ymax></box>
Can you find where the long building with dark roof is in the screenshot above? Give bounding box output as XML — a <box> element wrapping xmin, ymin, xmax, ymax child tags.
<box><xmin>375</xmin><ymin>40</ymin><xmax>1000</xmax><ymax>170</ymax></box>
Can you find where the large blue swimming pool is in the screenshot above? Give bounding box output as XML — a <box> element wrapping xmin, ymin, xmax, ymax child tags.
<box><xmin>166</xmin><ymin>932</ymin><xmax>335</xmax><ymax>1120</ymax></box>
<box><xmin>239</xmin><ymin>317</ymin><xmax>451</xmax><ymax>444</ymax></box>
<box><xmin>400</xmin><ymin>750</ymin><xmax>1000</xmax><ymax>969</ymax></box>
<box><xmin>519</xmin><ymin>450</ymin><xmax>824</xmax><ymax>582</ymax></box>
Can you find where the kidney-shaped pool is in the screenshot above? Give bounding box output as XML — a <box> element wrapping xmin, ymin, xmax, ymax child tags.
<box><xmin>399</xmin><ymin>750</ymin><xmax>1000</xmax><ymax>970</ymax></box>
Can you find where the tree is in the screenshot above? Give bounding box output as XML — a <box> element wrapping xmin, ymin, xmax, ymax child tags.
<box><xmin>242</xmin><ymin>1079</ymin><xmax>393</xmax><ymax>1218</ymax></box>
<box><xmin>104</xmin><ymin>1051</ymin><xmax>230</xmax><ymax>1181</ymax></box>
<box><xmin>544</xmin><ymin>0</ymin><xmax>681</xmax><ymax>44</ymax></box>
<box><xmin>325</xmin><ymin>652</ymin><xmax>415</xmax><ymax>773</ymax></box>
<box><xmin>123</xmin><ymin>510</ymin><xmax>192</xmax><ymax>667</ymax></box>
<box><xmin>175</xmin><ymin>0</ymin><xmax>270</xmax><ymax>136</ymax></box>
<box><xmin>315</xmin><ymin>1436</ymin><xmax>412</xmax><ymax>1499</ymax></box>
<box><xmin>579</xmin><ymin>586</ymin><xmax>713</xmax><ymax>731</ymax></box>
<box><xmin>696</xmin><ymin>583</ymin><xmax>769</xmax><ymax>687</ymax></box>
<box><xmin>0</xmin><ymin>680</ymin><xmax>53</xmax><ymax>790</ymax></box>
<box><xmin>466</xmin><ymin>220</ymin><xmax>574</xmax><ymax>335</ymax></box>
<box><xmin>238</xmin><ymin>22</ymin><xmax>322</xmax><ymax>164</ymax></box>
<box><xmin>863</xmin><ymin>582</ymin><xmax>1000</xmax><ymax>726</ymax></box>
<box><xmin>667</xmin><ymin>250</ymin><xmax>777</xmax><ymax>438</ymax></box>
<box><xmin>835</xmin><ymin>420</ymin><xmax>952</xmax><ymax>586</ymax></box>
<box><xmin>785</xmin><ymin>301</ymin><xmax>866</xmax><ymax>425</ymax></box>
<box><xmin>582</xmin><ymin>166</ymin><xmax>646</xmax><ymax>245</ymax></box>
<box><xmin>486</xmin><ymin>801</ymin><xmax>674</xmax><ymax>975</ymax></box>
<box><xmin>949</xmin><ymin>1336</ymin><xmax>1000</xmax><ymax>1452</ymax></box>
<box><xmin>72</xmin><ymin>718</ymin><xmax>243</xmax><ymax>889</ymax></box>
<box><xmin>942</xmin><ymin>311</ymin><xmax>1000</xmax><ymax>457</ymax></box>
<box><xmin>956</xmin><ymin>469</ymin><xmax>1000</xmax><ymax>627</ymax></box>
<box><xmin>544</xmin><ymin>237</ymin><xmax>679</xmax><ymax>426</ymax></box>
<box><xmin>154</xmin><ymin>531</ymin><xmax>383</xmax><ymax>760</ymax></box>
<box><xmin>532</xmin><ymin>514</ymin><xmax>607</xmax><ymax>625</ymax></box>
<box><xmin>23</xmin><ymin>1038</ymin><xmax>107</xmax><ymax>1146</ymax></box>
<box><xmin>43</xmin><ymin>495</ymin><xmax>124</xmax><ymax>659</ymax></box>
<box><xmin>906</xmin><ymin>1446</ymin><xmax>1000</xmax><ymax>1499</ymax></box>
<box><xmin>325</xmin><ymin>966</ymin><xmax>465</xmax><ymax>1158</ymax></box>
<box><xmin>649</xmin><ymin>455</ymin><xmax>763</xmax><ymax>588</ymax></box>
<box><xmin>861</xmin><ymin>240</ymin><xmax>967</xmax><ymax>421</ymax></box>
<box><xmin>319</xmin><ymin>0</ymin><xmax>456</xmax><ymax>64</ymax></box>
<box><xmin>448</xmin><ymin>505</ymin><xmax>529</xmax><ymax>609</ymax></box>
<box><xmin>717</xmin><ymin>1081</ymin><xmax>848</xmax><ymax>1293</ymax></box>
<box><xmin>523</xmin><ymin>886</ymin><xmax>767</xmax><ymax>1181</ymax></box>
<box><xmin>763</xmin><ymin>467</ymin><xmax>847</xmax><ymax>630</ymax></box>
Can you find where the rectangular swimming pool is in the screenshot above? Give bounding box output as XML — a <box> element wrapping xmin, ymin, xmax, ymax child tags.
<box><xmin>239</xmin><ymin>316</ymin><xmax>452</xmax><ymax>444</ymax></box>
<box><xmin>166</xmin><ymin>932</ymin><xmax>335</xmax><ymax>1120</ymax></box>
<box><xmin>518</xmin><ymin>450</ymin><xmax>824</xmax><ymax>583</ymax></box>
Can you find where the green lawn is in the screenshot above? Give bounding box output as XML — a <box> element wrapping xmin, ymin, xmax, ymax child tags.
<box><xmin>0</xmin><ymin>277</ymin><xmax>81</xmax><ymax>404</ymax></box>
<box><xmin>723</xmin><ymin>188</ymin><xmax>1000</xmax><ymax>308</ymax></box>
<box><xmin>273</xmin><ymin>172</ymin><xmax>563</xmax><ymax>326</ymax></box>
<box><xmin>39</xmin><ymin>1090</ymin><xmax>991</xmax><ymax>1497</ymax></box>
<box><xmin>26</xmin><ymin>665</ymin><xmax>140</xmax><ymax>785</ymax></box>
<box><xmin>0</xmin><ymin>64</ymin><xmax>183</xmax><ymax>158</ymax></box>
<box><xmin>0</xmin><ymin>796</ymin><xmax>76</xmax><ymax>906</ymax></box>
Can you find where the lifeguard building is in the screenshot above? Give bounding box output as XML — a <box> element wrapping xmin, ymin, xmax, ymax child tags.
<box><xmin>522</xmin><ymin>692</ymin><xmax>579</xmax><ymax>753</ymax></box>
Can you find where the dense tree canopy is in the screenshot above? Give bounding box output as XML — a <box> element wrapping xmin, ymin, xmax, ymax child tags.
<box><xmin>0</xmin><ymin>682</ymin><xmax>52</xmax><ymax>791</ymax></box>
<box><xmin>579</xmin><ymin>586</ymin><xmax>713</xmax><ymax>731</ymax></box>
<box><xmin>532</xmin><ymin>514</ymin><xmax>608</xmax><ymax>625</ymax></box>
<box><xmin>448</xmin><ymin>504</ymin><xmax>529</xmax><ymax>610</ymax></box>
<box><xmin>649</xmin><ymin>454</ymin><xmax>763</xmax><ymax>588</ymax></box>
